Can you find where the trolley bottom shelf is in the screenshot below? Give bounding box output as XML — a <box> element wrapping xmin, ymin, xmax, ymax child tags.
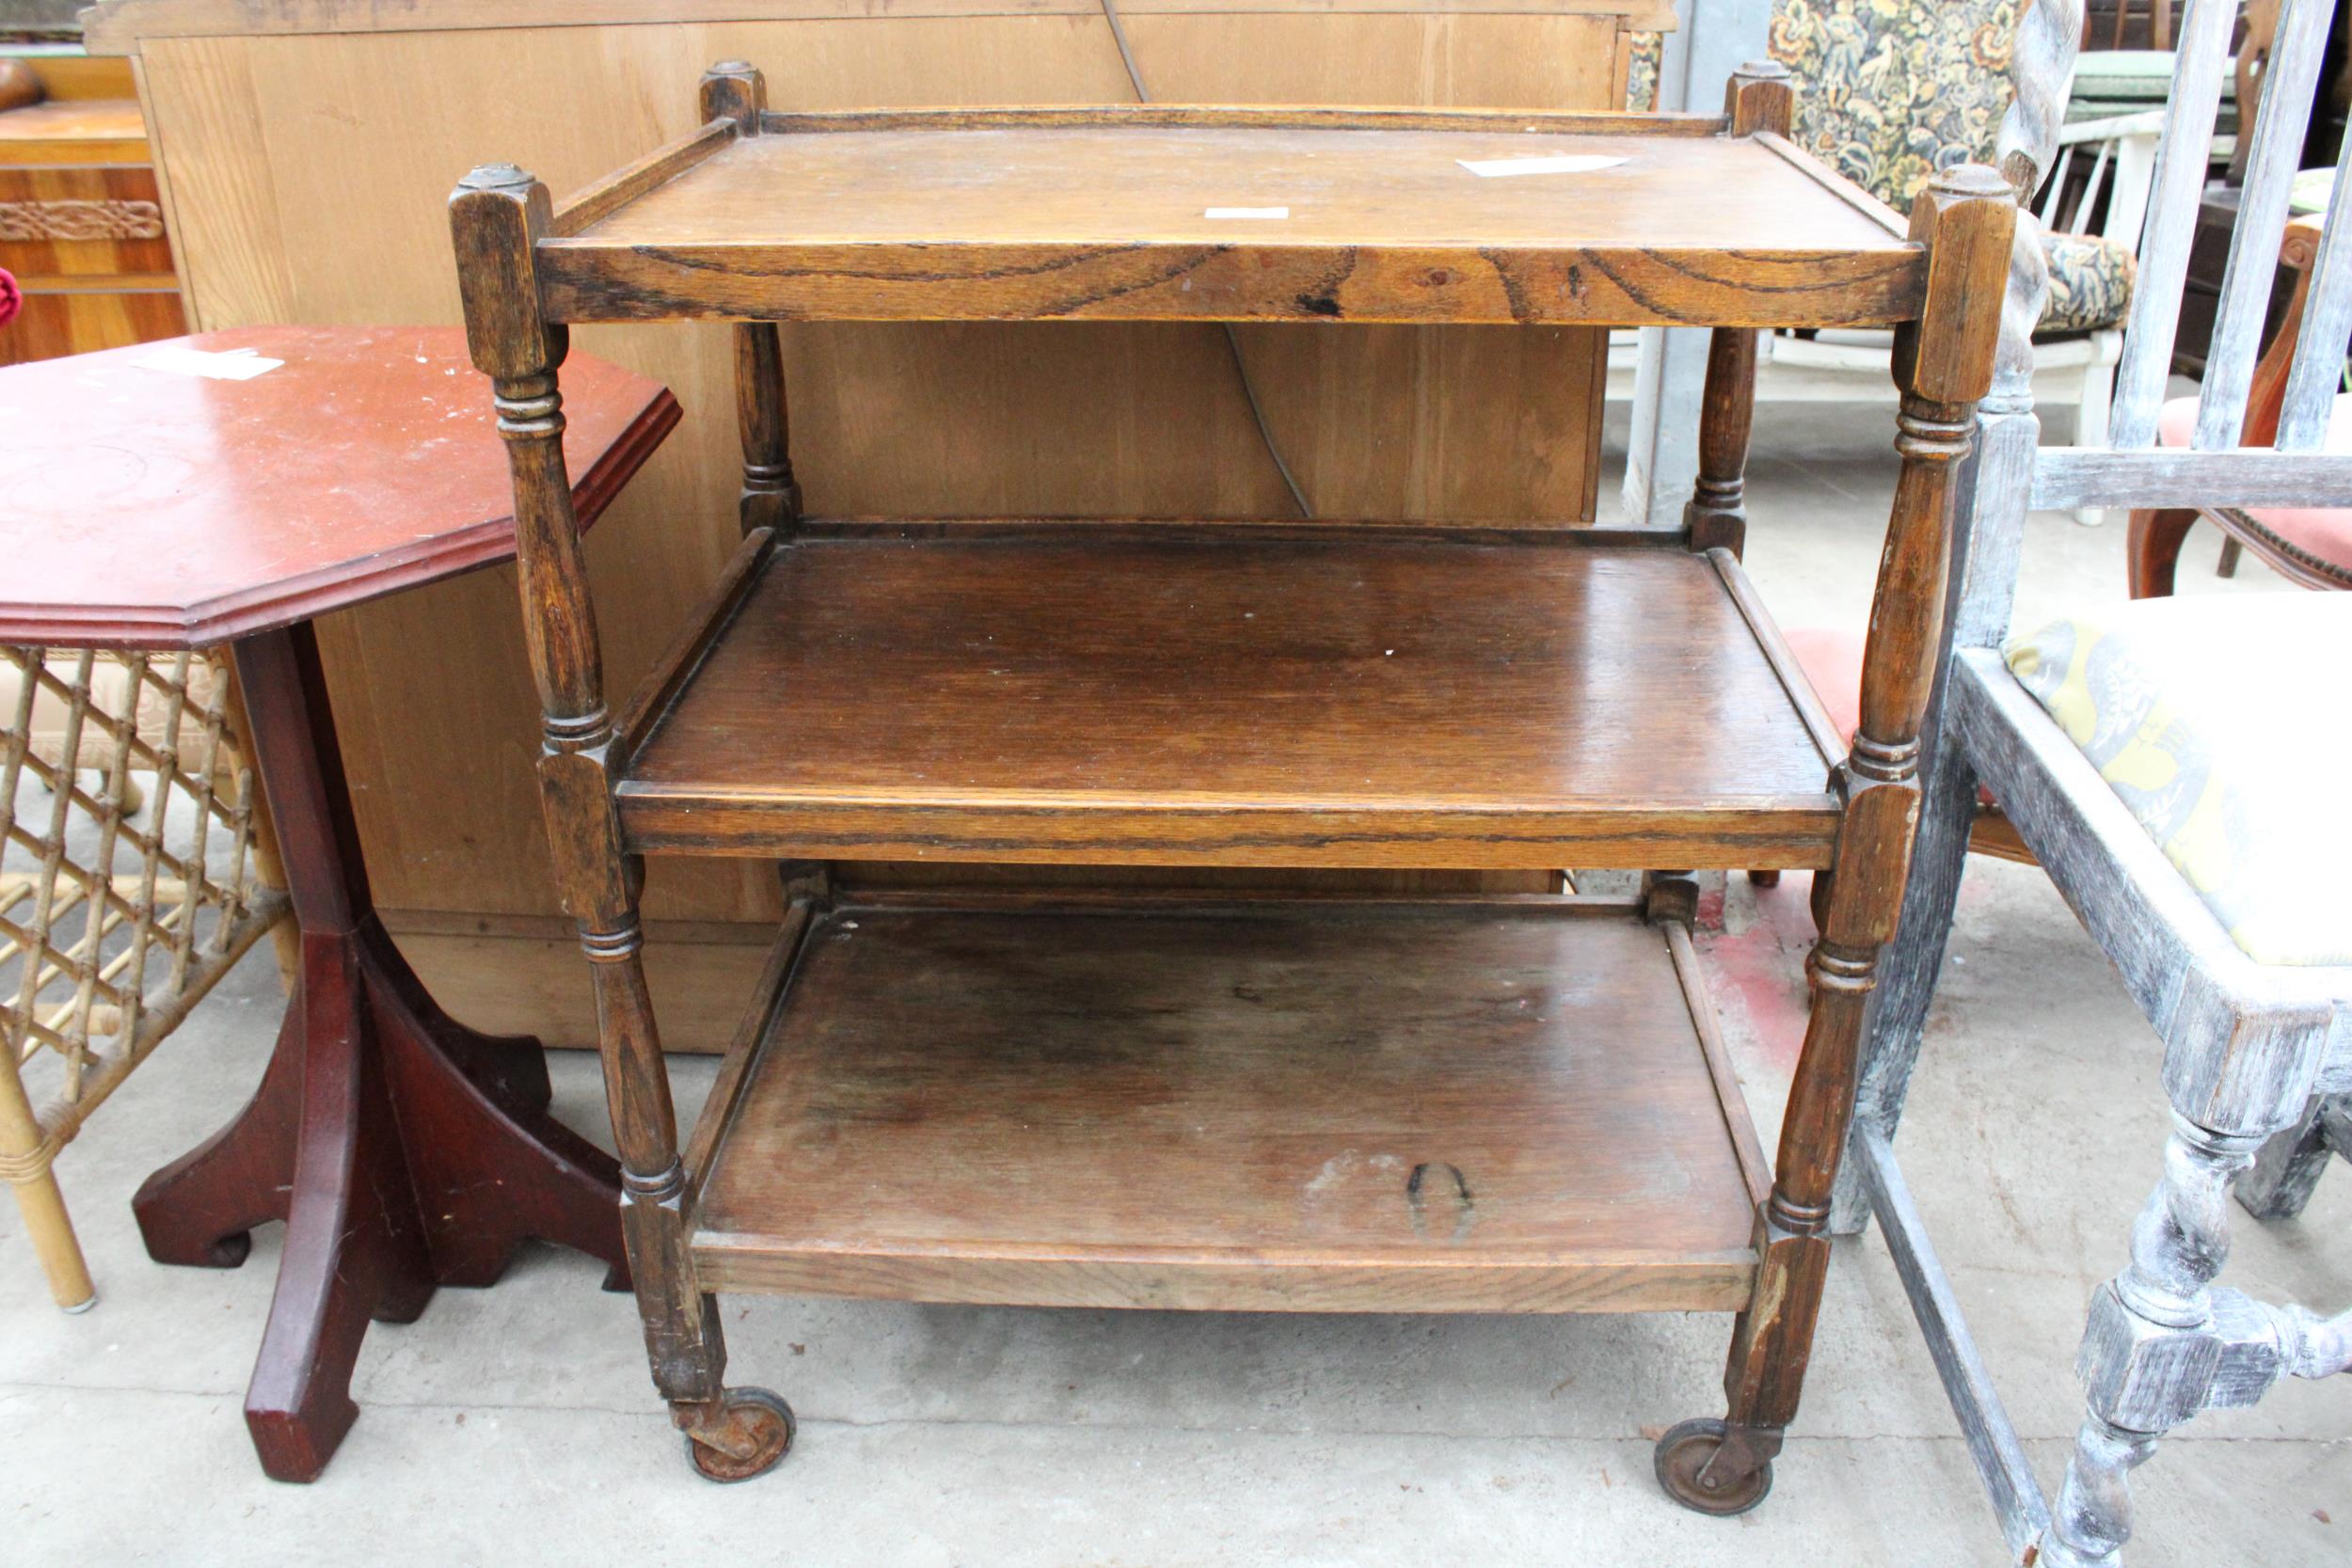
<box><xmin>688</xmin><ymin>893</ymin><xmax>1772</xmax><ymax>1315</ymax></box>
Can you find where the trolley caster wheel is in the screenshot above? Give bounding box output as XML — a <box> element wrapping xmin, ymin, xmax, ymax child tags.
<box><xmin>1653</xmin><ymin>1417</ymin><xmax>1773</xmax><ymax>1516</ymax></box>
<box><xmin>1746</xmin><ymin>868</ymin><xmax>1782</xmax><ymax>888</ymax></box>
<box><xmin>683</xmin><ymin>1387</ymin><xmax>796</xmax><ymax>1483</ymax></box>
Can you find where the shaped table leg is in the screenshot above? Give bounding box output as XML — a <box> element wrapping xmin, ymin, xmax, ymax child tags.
<box><xmin>130</xmin><ymin>620</ymin><xmax>626</xmax><ymax>1482</ymax></box>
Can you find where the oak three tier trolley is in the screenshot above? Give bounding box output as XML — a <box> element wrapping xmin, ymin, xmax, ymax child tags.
<box><xmin>451</xmin><ymin>60</ymin><xmax>2014</xmax><ymax>1508</ymax></box>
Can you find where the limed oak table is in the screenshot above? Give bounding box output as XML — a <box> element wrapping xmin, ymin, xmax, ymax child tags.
<box><xmin>0</xmin><ymin>325</ymin><xmax>678</xmax><ymax>1481</ymax></box>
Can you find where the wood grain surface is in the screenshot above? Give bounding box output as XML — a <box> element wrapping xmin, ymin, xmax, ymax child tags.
<box><xmin>544</xmin><ymin>117</ymin><xmax>1924</xmax><ymax>326</ymax></box>
<box><xmin>0</xmin><ymin>97</ymin><xmax>151</xmax><ymax>166</ymax></box>
<box><xmin>615</xmin><ymin>527</ymin><xmax>1845</xmax><ymax>868</ymax></box>
<box><xmin>115</xmin><ymin>14</ymin><xmax>1641</xmax><ymax>958</ymax></box>
<box><xmin>0</xmin><ymin>325</ymin><xmax>677</xmax><ymax>645</ymax></box>
<box><xmin>691</xmin><ymin>895</ymin><xmax>1762</xmax><ymax>1311</ymax></box>
<box><xmin>85</xmin><ymin>0</ymin><xmax>1676</xmax><ymax>50</ymax></box>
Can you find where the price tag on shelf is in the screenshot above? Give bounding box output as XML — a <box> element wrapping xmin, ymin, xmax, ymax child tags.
<box><xmin>1456</xmin><ymin>154</ymin><xmax>1628</xmax><ymax>179</ymax></box>
<box><xmin>133</xmin><ymin>345</ymin><xmax>286</xmax><ymax>381</ymax></box>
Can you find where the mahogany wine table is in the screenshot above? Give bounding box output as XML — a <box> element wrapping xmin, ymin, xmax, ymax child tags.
<box><xmin>0</xmin><ymin>325</ymin><xmax>678</xmax><ymax>1481</ymax></box>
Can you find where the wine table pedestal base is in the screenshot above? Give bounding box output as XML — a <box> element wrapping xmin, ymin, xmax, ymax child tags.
<box><xmin>130</xmin><ymin>624</ymin><xmax>628</xmax><ymax>1482</ymax></box>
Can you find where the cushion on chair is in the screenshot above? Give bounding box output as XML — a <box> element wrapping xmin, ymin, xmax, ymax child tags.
<box><xmin>1771</xmin><ymin>1</ymin><xmax>2132</xmax><ymax>336</ymax></box>
<box><xmin>1772</xmin><ymin>0</ymin><xmax>2023</xmax><ymax>213</ymax></box>
<box><xmin>2006</xmin><ymin>594</ymin><xmax>2352</xmax><ymax>966</ymax></box>
<box><xmin>2039</xmin><ymin>230</ymin><xmax>2136</xmax><ymax>334</ymax></box>
<box><xmin>2158</xmin><ymin>394</ymin><xmax>2352</xmax><ymax>579</ymax></box>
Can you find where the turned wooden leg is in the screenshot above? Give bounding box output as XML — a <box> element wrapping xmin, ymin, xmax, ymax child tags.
<box><xmin>1659</xmin><ymin>156</ymin><xmax>2014</xmax><ymax>1516</ymax></box>
<box><xmin>733</xmin><ymin>322</ymin><xmax>800</xmax><ymax>536</ymax></box>
<box><xmin>2237</xmin><ymin>1094</ymin><xmax>2336</xmax><ymax>1221</ymax></box>
<box><xmin>1684</xmin><ymin>326</ymin><xmax>1757</xmax><ymax>556</ymax></box>
<box><xmin>2041</xmin><ymin>1116</ymin><xmax>2262</xmax><ymax>1567</ymax></box>
<box><xmin>584</xmin><ymin>910</ymin><xmax>789</xmax><ymax>1481</ymax></box>
<box><xmin>2125</xmin><ymin>508</ymin><xmax>2198</xmax><ymax>598</ymax></box>
<box><xmin>2046</xmin><ymin>1100</ymin><xmax>2352</xmax><ymax>1567</ymax></box>
<box><xmin>1657</xmin><ymin>930</ymin><xmax>1879</xmax><ymax>1515</ymax></box>
<box><xmin>2045</xmin><ymin>1417</ymin><xmax>2160</xmax><ymax>1568</ymax></box>
<box><xmin>455</xmin><ymin>125</ymin><xmax>791</xmax><ymax>1487</ymax></box>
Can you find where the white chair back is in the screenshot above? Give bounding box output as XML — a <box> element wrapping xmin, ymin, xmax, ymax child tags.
<box><xmin>2038</xmin><ymin>0</ymin><xmax>2352</xmax><ymax>512</ymax></box>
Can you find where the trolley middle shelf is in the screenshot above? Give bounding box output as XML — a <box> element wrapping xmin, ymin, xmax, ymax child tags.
<box><xmin>611</xmin><ymin>521</ymin><xmax>1849</xmax><ymax>871</ymax></box>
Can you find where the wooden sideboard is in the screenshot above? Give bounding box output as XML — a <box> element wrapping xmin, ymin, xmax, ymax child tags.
<box><xmin>83</xmin><ymin>0</ymin><xmax>1673</xmax><ymax>1049</ymax></box>
<box><xmin>0</xmin><ymin>52</ymin><xmax>183</xmax><ymax>364</ymax></box>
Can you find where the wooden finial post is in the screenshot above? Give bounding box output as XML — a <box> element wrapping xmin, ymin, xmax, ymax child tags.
<box><xmin>1681</xmin><ymin>63</ymin><xmax>1792</xmax><ymax>558</ymax></box>
<box><xmin>450</xmin><ymin>165</ymin><xmax>602</xmax><ymax>740</ymax></box>
<box><xmin>450</xmin><ymin>159</ymin><xmax>737</xmax><ymax>1445</ymax></box>
<box><xmin>734</xmin><ymin>324</ymin><xmax>799</xmax><ymax>535</ymax></box>
<box><xmin>699</xmin><ymin>60</ymin><xmax>765</xmax><ymax>135</ymax></box>
<box><xmin>1724</xmin><ymin>58</ymin><xmax>1793</xmax><ymax>139</ymax></box>
<box><xmin>1661</xmin><ymin>162</ymin><xmax>2017</xmax><ymax>1513</ymax></box>
<box><xmin>696</xmin><ymin>63</ymin><xmax>799</xmax><ymax>536</ymax></box>
<box><xmin>1858</xmin><ymin>162</ymin><xmax>2015</xmax><ymax>784</ymax></box>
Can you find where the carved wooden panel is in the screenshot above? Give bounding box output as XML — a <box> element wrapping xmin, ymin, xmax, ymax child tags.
<box><xmin>0</xmin><ymin>197</ymin><xmax>166</xmax><ymax>240</ymax></box>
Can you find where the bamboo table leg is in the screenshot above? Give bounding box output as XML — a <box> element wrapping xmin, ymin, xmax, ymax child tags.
<box><xmin>130</xmin><ymin>620</ymin><xmax>627</xmax><ymax>1483</ymax></box>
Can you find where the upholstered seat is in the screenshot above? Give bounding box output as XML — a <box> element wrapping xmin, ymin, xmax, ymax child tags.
<box><xmin>1629</xmin><ymin>5</ymin><xmax>2136</xmax><ymax>334</ymax></box>
<box><xmin>2041</xmin><ymin>230</ymin><xmax>2137</xmax><ymax>333</ymax></box>
<box><xmin>2157</xmin><ymin>392</ymin><xmax>2352</xmax><ymax>585</ymax></box>
<box><xmin>2006</xmin><ymin>592</ymin><xmax>2352</xmax><ymax>965</ymax></box>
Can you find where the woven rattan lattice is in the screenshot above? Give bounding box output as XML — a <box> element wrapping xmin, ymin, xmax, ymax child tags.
<box><xmin>1</xmin><ymin>643</ymin><xmax>287</xmax><ymax>1308</ymax></box>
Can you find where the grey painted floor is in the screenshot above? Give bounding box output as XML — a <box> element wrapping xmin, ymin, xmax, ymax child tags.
<box><xmin>3</xmin><ymin>404</ymin><xmax>2345</xmax><ymax>1566</ymax></box>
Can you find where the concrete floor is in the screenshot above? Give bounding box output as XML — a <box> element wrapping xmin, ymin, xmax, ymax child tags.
<box><xmin>3</xmin><ymin>404</ymin><xmax>2346</xmax><ymax>1566</ymax></box>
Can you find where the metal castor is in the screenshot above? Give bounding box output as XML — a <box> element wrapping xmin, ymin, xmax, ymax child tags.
<box><xmin>683</xmin><ymin>1386</ymin><xmax>797</xmax><ymax>1483</ymax></box>
<box><xmin>1653</xmin><ymin>1417</ymin><xmax>1773</xmax><ymax>1516</ymax></box>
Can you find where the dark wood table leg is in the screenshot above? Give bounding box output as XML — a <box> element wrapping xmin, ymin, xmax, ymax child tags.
<box><xmin>130</xmin><ymin>620</ymin><xmax>627</xmax><ymax>1483</ymax></box>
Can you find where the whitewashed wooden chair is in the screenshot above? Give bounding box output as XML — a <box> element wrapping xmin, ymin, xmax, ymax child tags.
<box><xmin>1830</xmin><ymin>1</ymin><xmax>2352</xmax><ymax>1562</ymax></box>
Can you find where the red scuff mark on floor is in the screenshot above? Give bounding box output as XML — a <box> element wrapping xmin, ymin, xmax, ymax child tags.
<box><xmin>1692</xmin><ymin>875</ymin><xmax>1816</xmax><ymax>1078</ymax></box>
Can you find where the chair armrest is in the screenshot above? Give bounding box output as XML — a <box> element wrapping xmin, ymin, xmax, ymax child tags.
<box><xmin>2281</xmin><ymin>214</ymin><xmax>2325</xmax><ymax>267</ymax></box>
<box><xmin>2244</xmin><ymin>217</ymin><xmax>2329</xmax><ymax>447</ymax></box>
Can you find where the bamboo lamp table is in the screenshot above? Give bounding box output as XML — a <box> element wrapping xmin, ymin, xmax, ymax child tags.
<box><xmin>0</xmin><ymin>325</ymin><xmax>679</xmax><ymax>1481</ymax></box>
<box><xmin>453</xmin><ymin>64</ymin><xmax>2018</xmax><ymax>1504</ymax></box>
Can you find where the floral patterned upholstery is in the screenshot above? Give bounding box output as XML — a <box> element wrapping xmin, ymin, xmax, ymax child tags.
<box><xmin>1626</xmin><ymin>29</ymin><xmax>1663</xmax><ymax>114</ymax></box>
<box><xmin>1624</xmin><ymin>3</ymin><xmax>2133</xmax><ymax>333</ymax></box>
<box><xmin>1771</xmin><ymin>0</ymin><xmax>2021</xmax><ymax>212</ymax></box>
<box><xmin>2039</xmin><ymin>230</ymin><xmax>2137</xmax><ymax>334</ymax></box>
<box><xmin>1772</xmin><ymin>0</ymin><xmax>2131</xmax><ymax>333</ymax></box>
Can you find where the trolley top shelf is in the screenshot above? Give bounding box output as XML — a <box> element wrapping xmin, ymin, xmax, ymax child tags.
<box><xmin>532</xmin><ymin>104</ymin><xmax>1928</xmax><ymax>328</ymax></box>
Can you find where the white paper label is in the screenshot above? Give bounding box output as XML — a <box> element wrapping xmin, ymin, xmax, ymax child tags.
<box><xmin>1203</xmin><ymin>206</ymin><xmax>1290</xmax><ymax>220</ymax></box>
<box><xmin>135</xmin><ymin>345</ymin><xmax>285</xmax><ymax>381</ymax></box>
<box><xmin>1455</xmin><ymin>154</ymin><xmax>1629</xmax><ymax>179</ymax></box>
